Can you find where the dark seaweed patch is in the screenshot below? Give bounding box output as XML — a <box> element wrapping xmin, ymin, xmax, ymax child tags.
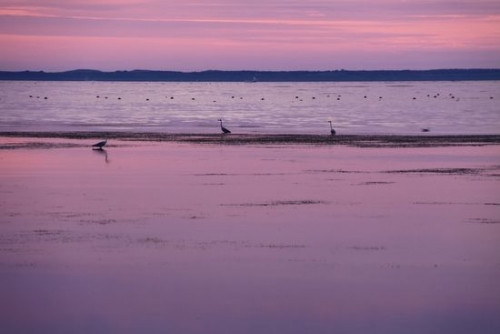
<box><xmin>0</xmin><ymin>142</ymin><xmax>84</xmax><ymax>150</ymax></box>
<box><xmin>349</xmin><ymin>246</ymin><xmax>387</xmax><ymax>251</ymax></box>
<box><xmin>385</xmin><ymin>168</ymin><xmax>480</xmax><ymax>175</ymax></box>
<box><xmin>32</xmin><ymin>229</ymin><xmax>64</xmax><ymax>236</ymax></box>
<box><xmin>469</xmin><ymin>218</ymin><xmax>500</xmax><ymax>224</ymax></box>
<box><xmin>258</xmin><ymin>244</ymin><xmax>306</xmax><ymax>249</ymax></box>
<box><xmin>79</xmin><ymin>219</ymin><xmax>117</xmax><ymax>225</ymax></box>
<box><xmin>306</xmin><ymin>169</ymin><xmax>365</xmax><ymax>174</ymax></box>
<box><xmin>222</xmin><ymin>200</ymin><xmax>327</xmax><ymax>207</ymax></box>
<box><xmin>139</xmin><ymin>237</ymin><xmax>165</xmax><ymax>244</ymax></box>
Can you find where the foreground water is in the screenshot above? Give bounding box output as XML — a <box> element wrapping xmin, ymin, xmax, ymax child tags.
<box><xmin>1</xmin><ymin>81</ymin><xmax>499</xmax><ymax>135</ymax></box>
<box><xmin>1</xmin><ymin>140</ymin><xmax>499</xmax><ymax>334</ymax></box>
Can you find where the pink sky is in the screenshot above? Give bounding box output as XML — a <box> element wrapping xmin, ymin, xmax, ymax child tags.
<box><xmin>1</xmin><ymin>0</ymin><xmax>499</xmax><ymax>71</ymax></box>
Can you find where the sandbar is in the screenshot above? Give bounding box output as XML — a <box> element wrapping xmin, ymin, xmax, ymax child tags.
<box><xmin>2</xmin><ymin>131</ymin><xmax>500</xmax><ymax>147</ymax></box>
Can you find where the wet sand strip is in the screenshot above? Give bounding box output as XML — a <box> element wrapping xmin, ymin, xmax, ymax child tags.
<box><xmin>1</xmin><ymin>131</ymin><xmax>500</xmax><ymax>148</ymax></box>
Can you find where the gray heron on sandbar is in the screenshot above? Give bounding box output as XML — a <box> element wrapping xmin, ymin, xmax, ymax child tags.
<box><xmin>328</xmin><ymin>121</ymin><xmax>336</xmax><ymax>135</ymax></box>
<box><xmin>219</xmin><ymin>119</ymin><xmax>231</xmax><ymax>134</ymax></box>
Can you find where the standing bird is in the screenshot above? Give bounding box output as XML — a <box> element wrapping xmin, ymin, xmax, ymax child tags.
<box><xmin>218</xmin><ymin>119</ymin><xmax>231</xmax><ymax>134</ymax></box>
<box><xmin>328</xmin><ymin>121</ymin><xmax>336</xmax><ymax>135</ymax></box>
<box><xmin>92</xmin><ymin>139</ymin><xmax>107</xmax><ymax>150</ymax></box>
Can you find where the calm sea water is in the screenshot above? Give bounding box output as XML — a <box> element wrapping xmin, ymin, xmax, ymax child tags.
<box><xmin>0</xmin><ymin>81</ymin><xmax>499</xmax><ymax>135</ymax></box>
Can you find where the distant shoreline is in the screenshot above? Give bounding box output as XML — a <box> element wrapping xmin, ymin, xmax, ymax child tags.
<box><xmin>1</xmin><ymin>69</ymin><xmax>500</xmax><ymax>82</ymax></box>
<box><xmin>2</xmin><ymin>132</ymin><xmax>500</xmax><ymax>148</ymax></box>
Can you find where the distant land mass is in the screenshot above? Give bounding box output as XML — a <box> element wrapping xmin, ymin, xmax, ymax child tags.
<box><xmin>1</xmin><ymin>69</ymin><xmax>500</xmax><ymax>82</ymax></box>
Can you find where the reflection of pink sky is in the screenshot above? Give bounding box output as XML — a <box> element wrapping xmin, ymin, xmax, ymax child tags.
<box><xmin>0</xmin><ymin>0</ymin><xmax>499</xmax><ymax>70</ymax></box>
<box><xmin>1</xmin><ymin>139</ymin><xmax>499</xmax><ymax>332</ymax></box>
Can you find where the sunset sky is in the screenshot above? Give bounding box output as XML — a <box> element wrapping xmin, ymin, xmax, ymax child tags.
<box><xmin>1</xmin><ymin>0</ymin><xmax>499</xmax><ymax>71</ymax></box>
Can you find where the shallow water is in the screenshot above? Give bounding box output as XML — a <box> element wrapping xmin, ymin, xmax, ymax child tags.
<box><xmin>0</xmin><ymin>81</ymin><xmax>499</xmax><ymax>134</ymax></box>
<box><xmin>1</xmin><ymin>140</ymin><xmax>499</xmax><ymax>333</ymax></box>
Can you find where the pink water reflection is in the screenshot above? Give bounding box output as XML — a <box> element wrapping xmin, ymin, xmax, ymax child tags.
<box><xmin>1</xmin><ymin>138</ymin><xmax>499</xmax><ymax>333</ymax></box>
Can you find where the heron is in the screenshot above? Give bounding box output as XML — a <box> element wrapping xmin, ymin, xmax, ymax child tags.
<box><xmin>219</xmin><ymin>119</ymin><xmax>231</xmax><ymax>134</ymax></box>
<box><xmin>328</xmin><ymin>121</ymin><xmax>336</xmax><ymax>135</ymax></box>
<box><xmin>92</xmin><ymin>139</ymin><xmax>107</xmax><ymax>150</ymax></box>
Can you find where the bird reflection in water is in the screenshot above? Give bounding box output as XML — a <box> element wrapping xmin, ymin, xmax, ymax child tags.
<box><xmin>92</xmin><ymin>148</ymin><xmax>110</xmax><ymax>164</ymax></box>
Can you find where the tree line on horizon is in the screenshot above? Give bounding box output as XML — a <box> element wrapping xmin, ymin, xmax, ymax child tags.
<box><xmin>0</xmin><ymin>68</ymin><xmax>499</xmax><ymax>82</ymax></box>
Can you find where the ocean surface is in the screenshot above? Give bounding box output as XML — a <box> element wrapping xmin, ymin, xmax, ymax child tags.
<box><xmin>0</xmin><ymin>80</ymin><xmax>499</xmax><ymax>135</ymax></box>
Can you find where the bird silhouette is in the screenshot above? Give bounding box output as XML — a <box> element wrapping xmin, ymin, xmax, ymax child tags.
<box><xmin>328</xmin><ymin>121</ymin><xmax>336</xmax><ymax>135</ymax></box>
<box><xmin>218</xmin><ymin>119</ymin><xmax>231</xmax><ymax>134</ymax></box>
<box><xmin>92</xmin><ymin>139</ymin><xmax>107</xmax><ymax>150</ymax></box>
